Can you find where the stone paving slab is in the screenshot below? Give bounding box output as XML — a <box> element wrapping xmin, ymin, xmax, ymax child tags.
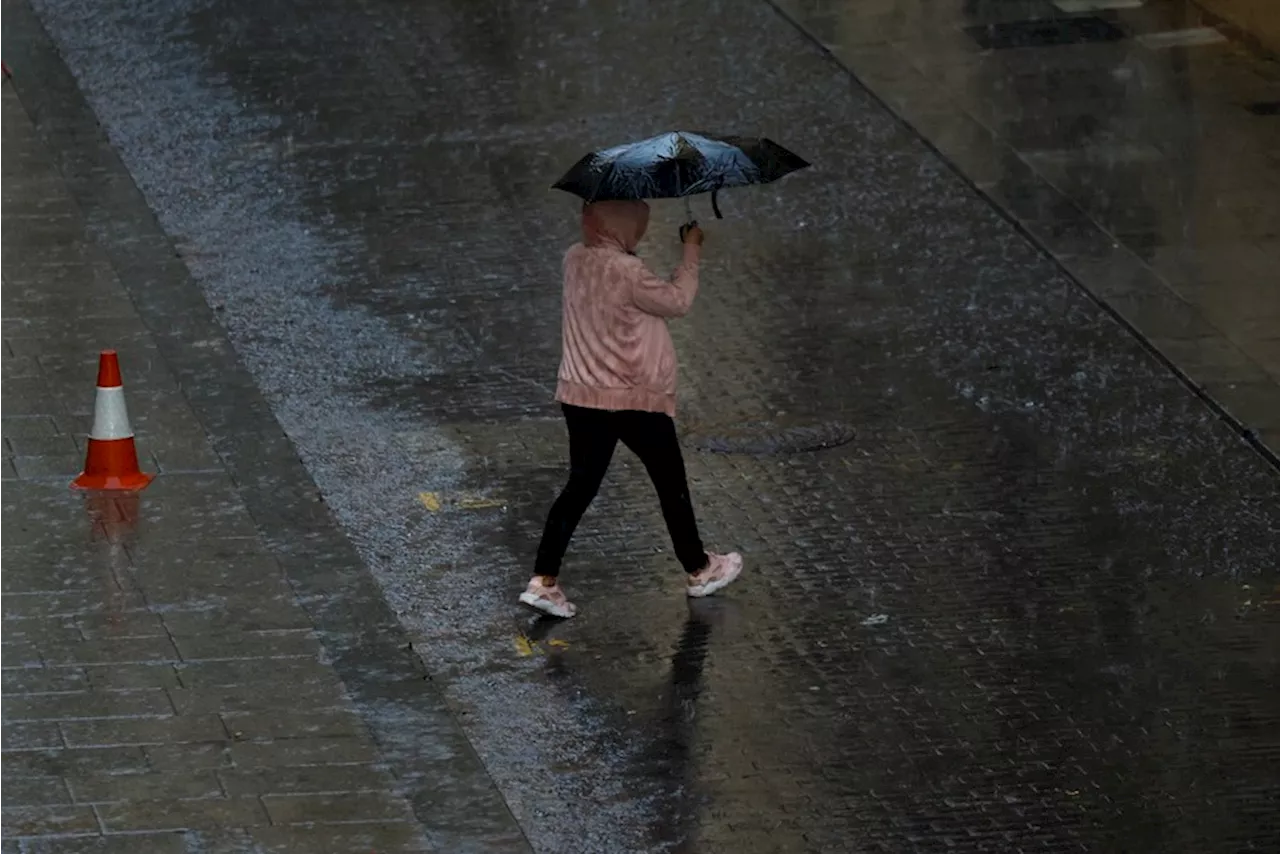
<box><xmin>0</xmin><ymin>35</ymin><xmax>528</xmax><ymax>854</ymax></box>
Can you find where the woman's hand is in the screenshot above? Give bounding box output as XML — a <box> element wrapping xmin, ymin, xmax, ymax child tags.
<box><xmin>679</xmin><ymin>223</ymin><xmax>705</xmax><ymax>246</ymax></box>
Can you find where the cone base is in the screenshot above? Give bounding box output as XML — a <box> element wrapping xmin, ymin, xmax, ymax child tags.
<box><xmin>71</xmin><ymin>437</ymin><xmax>154</xmax><ymax>492</ymax></box>
<box><xmin>72</xmin><ymin>472</ymin><xmax>155</xmax><ymax>491</ymax></box>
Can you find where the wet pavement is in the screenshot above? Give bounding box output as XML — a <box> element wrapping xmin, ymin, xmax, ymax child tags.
<box><xmin>773</xmin><ymin>0</ymin><xmax>1280</xmax><ymax>458</ymax></box>
<box><xmin>5</xmin><ymin>0</ymin><xmax>1280</xmax><ymax>852</ymax></box>
<box><xmin>2</xmin><ymin>29</ymin><xmax>525</xmax><ymax>854</ymax></box>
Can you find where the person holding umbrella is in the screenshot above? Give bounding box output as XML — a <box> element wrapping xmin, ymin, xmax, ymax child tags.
<box><xmin>521</xmin><ymin>132</ymin><xmax>807</xmax><ymax>618</ymax></box>
<box><xmin>520</xmin><ymin>200</ymin><xmax>741</xmax><ymax>618</ymax></box>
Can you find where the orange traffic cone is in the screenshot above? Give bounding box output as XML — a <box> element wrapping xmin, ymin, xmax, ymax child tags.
<box><xmin>71</xmin><ymin>350</ymin><xmax>154</xmax><ymax>491</ymax></box>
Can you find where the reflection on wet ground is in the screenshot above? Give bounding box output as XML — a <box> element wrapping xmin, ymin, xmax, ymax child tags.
<box><xmin>22</xmin><ymin>0</ymin><xmax>1280</xmax><ymax>850</ymax></box>
<box><xmin>775</xmin><ymin>0</ymin><xmax>1280</xmax><ymax>456</ymax></box>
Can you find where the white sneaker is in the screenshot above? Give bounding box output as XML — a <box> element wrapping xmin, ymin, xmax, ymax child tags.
<box><xmin>686</xmin><ymin>552</ymin><xmax>743</xmax><ymax>598</ymax></box>
<box><xmin>519</xmin><ymin>577</ymin><xmax>577</xmax><ymax>618</ymax></box>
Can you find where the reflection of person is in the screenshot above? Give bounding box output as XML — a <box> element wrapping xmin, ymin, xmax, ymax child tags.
<box><xmin>521</xmin><ymin>200</ymin><xmax>743</xmax><ymax>618</ymax></box>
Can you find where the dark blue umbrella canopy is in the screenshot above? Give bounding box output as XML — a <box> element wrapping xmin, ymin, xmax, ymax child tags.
<box><xmin>553</xmin><ymin>131</ymin><xmax>809</xmax><ymax>216</ymax></box>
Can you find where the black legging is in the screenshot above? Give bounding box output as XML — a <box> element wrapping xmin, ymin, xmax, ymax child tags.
<box><xmin>535</xmin><ymin>404</ymin><xmax>708</xmax><ymax>576</ymax></box>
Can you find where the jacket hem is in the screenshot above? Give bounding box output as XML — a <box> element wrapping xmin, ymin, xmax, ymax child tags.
<box><xmin>555</xmin><ymin>380</ymin><xmax>677</xmax><ymax>418</ymax></box>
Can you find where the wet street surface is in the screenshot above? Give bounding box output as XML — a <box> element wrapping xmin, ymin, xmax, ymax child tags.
<box><xmin>2</xmin><ymin>50</ymin><xmax>522</xmax><ymax>853</ymax></box>
<box><xmin>5</xmin><ymin>0</ymin><xmax>1280</xmax><ymax>852</ymax></box>
<box><xmin>774</xmin><ymin>0</ymin><xmax>1280</xmax><ymax>460</ymax></box>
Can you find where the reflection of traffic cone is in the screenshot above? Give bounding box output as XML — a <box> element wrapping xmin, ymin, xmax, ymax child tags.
<box><xmin>71</xmin><ymin>351</ymin><xmax>154</xmax><ymax>491</ymax></box>
<box><xmin>86</xmin><ymin>492</ymin><xmax>141</xmax><ymax>543</ymax></box>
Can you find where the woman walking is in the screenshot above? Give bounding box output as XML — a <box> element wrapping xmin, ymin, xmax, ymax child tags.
<box><xmin>521</xmin><ymin>200</ymin><xmax>743</xmax><ymax>619</ymax></box>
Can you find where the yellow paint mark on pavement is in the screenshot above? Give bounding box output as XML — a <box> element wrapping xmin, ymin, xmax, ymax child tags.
<box><xmin>513</xmin><ymin>635</ymin><xmax>569</xmax><ymax>657</ymax></box>
<box><xmin>418</xmin><ymin>491</ymin><xmax>504</xmax><ymax>511</ymax></box>
<box><xmin>457</xmin><ymin>495</ymin><xmax>506</xmax><ymax>510</ymax></box>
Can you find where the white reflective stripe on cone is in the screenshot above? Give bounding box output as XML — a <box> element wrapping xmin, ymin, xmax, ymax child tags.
<box><xmin>90</xmin><ymin>386</ymin><xmax>135</xmax><ymax>440</ymax></box>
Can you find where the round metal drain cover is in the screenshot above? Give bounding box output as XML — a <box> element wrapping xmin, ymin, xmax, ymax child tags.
<box><xmin>688</xmin><ymin>420</ymin><xmax>856</xmax><ymax>456</ymax></box>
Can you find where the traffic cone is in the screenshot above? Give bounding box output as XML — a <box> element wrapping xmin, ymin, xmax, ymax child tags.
<box><xmin>71</xmin><ymin>350</ymin><xmax>154</xmax><ymax>491</ymax></box>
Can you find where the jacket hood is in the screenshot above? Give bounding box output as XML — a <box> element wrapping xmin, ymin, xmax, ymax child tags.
<box><xmin>582</xmin><ymin>200</ymin><xmax>650</xmax><ymax>253</ymax></box>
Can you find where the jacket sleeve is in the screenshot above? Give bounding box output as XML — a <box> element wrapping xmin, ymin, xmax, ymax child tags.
<box><xmin>629</xmin><ymin>244</ymin><xmax>700</xmax><ymax>319</ymax></box>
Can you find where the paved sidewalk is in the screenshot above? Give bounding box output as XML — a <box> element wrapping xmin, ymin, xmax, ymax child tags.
<box><xmin>1</xmin><ymin>71</ymin><xmax>526</xmax><ymax>853</ymax></box>
<box><xmin>774</xmin><ymin>0</ymin><xmax>1280</xmax><ymax>461</ymax></box>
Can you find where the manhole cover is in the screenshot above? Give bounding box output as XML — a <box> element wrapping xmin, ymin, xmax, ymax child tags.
<box><xmin>687</xmin><ymin>420</ymin><xmax>856</xmax><ymax>456</ymax></box>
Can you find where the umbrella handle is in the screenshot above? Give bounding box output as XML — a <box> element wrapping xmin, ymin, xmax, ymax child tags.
<box><xmin>710</xmin><ymin>188</ymin><xmax>723</xmax><ymax>220</ymax></box>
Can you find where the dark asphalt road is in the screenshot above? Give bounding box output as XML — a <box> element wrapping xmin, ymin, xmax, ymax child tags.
<box><xmin>19</xmin><ymin>0</ymin><xmax>1280</xmax><ymax>850</ymax></box>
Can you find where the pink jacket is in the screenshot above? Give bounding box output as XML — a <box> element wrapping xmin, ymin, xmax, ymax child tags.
<box><xmin>555</xmin><ymin>200</ymin><xmax>700</xmax><ymax>418</ymax></box>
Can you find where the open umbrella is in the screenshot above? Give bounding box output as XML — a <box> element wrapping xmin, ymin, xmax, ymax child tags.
<box><xmin>552</xmin><ymin>131</ymin><xmax>809</xmax><ymax>221</ymax></box>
